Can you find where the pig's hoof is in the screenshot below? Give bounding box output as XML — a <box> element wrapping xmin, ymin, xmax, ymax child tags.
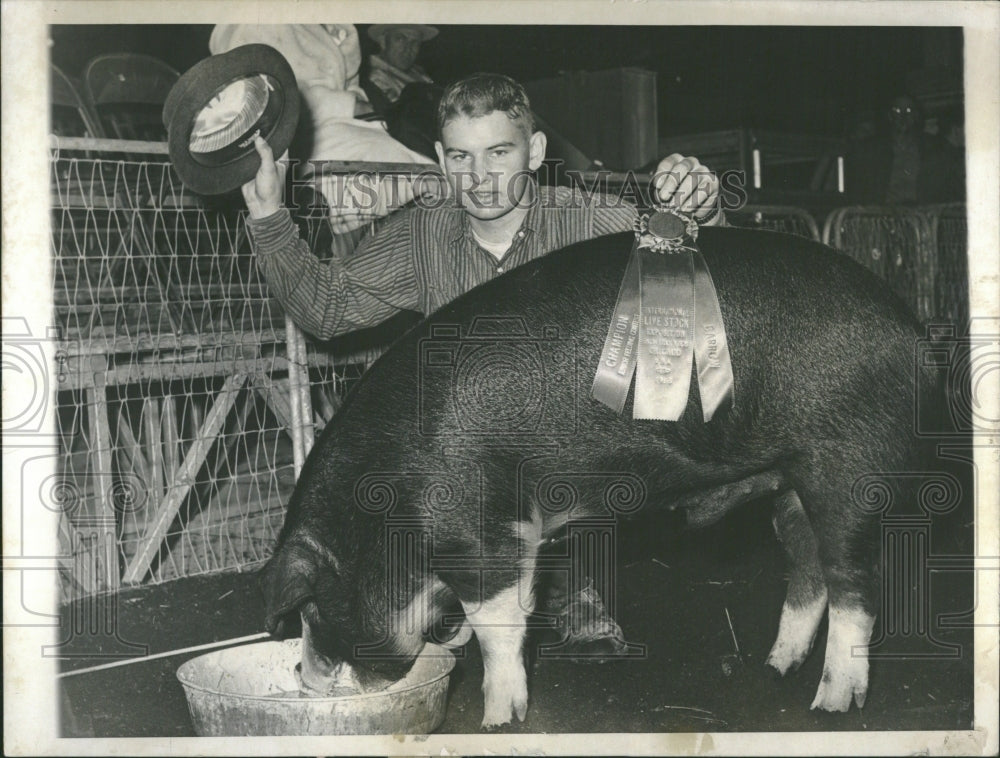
<box><xmin>765</xmin><ymin>638</ymin><xmax>810</xmax><ymax>676</ymax></box>
<box><xmin>809</xmin><ymin>667</ymin><xmax>868</xmax><ymax>712</ymax></box>
<box><xmin>766</xmin><ymin>597</ymin><xmax>826</xmax><ymax>676</ymax></box>
<box><xmin>480</xmin><ymin>674</ymin><xmax>528</xmax><ymax>728</ymax></box>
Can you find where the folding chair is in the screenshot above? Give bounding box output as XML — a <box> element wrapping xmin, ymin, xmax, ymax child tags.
<box><xmin>83</xmin><ymin>53</ymin><xmax>180</xmax><ymax>141</ymax></box>
<box><xmin>81</xmin><ymin>53</ymin><xmax>194</xmax><ymax>331</ymax></box>
<box><xmin>51</xmin><ymin>64</ymin><xmax>107</xmax><ymax>138</ymax></box>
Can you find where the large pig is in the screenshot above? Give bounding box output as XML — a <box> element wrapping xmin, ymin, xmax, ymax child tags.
<box><xmin>260</xmin><ymin>226</ymin><xmax>933</xmax><ymax>728</ymax></box>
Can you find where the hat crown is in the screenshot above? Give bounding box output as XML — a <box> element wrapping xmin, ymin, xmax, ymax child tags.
<box><xmin>368</xmin><ymin>24</ymin><xmax>438</xmax><ymax>45</ymax></box>
<box><xmin>164</xmin><ymin>44</ymin><xmax>300</xmax><ymax>195</ymax></box>
<box><xmin>189</xmin><ymin>75</ymin><xmax>271</xmax><ymax>153</ymax></box>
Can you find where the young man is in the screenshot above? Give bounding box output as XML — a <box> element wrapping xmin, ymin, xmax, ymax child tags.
<box><xmin>243</xmin><ymin>72</ymin><xmax>723</xmax><ymax>658</ymax></box>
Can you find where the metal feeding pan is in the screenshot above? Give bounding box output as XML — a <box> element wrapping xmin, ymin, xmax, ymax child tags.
<box><xmin>176</xmin><ymin>638</ymin><xmax>455</xmax><ymax>736</ymax></box>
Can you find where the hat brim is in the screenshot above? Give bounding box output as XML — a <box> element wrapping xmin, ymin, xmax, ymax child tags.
<box><xmin>367</xmin><ymin>24</ymin><xmax>439</xmax><ymax>45</ymax></box>
<box><xmin>164</xmin><ymin>44</ymin><xmax>299</xmax><ymax>196</ymax></box>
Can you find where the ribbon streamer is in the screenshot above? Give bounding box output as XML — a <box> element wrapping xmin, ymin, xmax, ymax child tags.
<box><xmin>691</xmin><ymin>248</ymin><xmax>734</xmax><ymax>421</ymax></box>
<box><xmin>592</xmin><ymin>210</ymin><xmax>734</xmax><ymax>422</ymax></box>
<box><xmin>590</xmin><ymin>249</ymin><xmax>642</xmax><ymax>414</ymax></box>
<box><xmin>633</xmin><ymin>246</ymin><xmax>695</xmax><ymax>420</ymax></box>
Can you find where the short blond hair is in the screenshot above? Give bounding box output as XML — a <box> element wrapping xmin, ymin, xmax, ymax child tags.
<box><xmin>437</xmin><ymin>73</ymin><xmax>535</xmax><ymax>138</ymax></box>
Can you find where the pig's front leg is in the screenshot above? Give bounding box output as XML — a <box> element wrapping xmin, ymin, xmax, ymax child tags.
<box><xmin>461</xmin><ymin>582</ymin><xmax>534</xmax><ymax>728</ymax></box>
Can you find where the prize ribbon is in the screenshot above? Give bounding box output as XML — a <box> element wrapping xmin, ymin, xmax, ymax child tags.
<box><xmin>591</xmin><ymin>208</ymin><xmax>734</xmax><ymax>422</ymax></box>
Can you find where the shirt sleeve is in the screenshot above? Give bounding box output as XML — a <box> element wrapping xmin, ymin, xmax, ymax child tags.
<box><xmin>591</xmin><ymin>199</ymin><xmax>639</xmax><ymax>237</ymax></box>
<box><xmin>248</xmin><ymin>208</ymin><xmax>421</xmax><ymax>339</ymax></box>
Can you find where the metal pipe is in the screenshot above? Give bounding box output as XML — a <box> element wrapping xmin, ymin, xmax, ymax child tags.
<box><xmin>56</xmin><ymin>632</ymin><xmax>270</xmax><ymax>678</ymax></box>
<box><xmin>285</xmin><ymin>315</ymin><xmax>306</xmax><ymax>478</ymax></box>
<box><xmin>50</xmin><ymin>135</ymin><xmax>170</xmax><ymax>154</ymax></box>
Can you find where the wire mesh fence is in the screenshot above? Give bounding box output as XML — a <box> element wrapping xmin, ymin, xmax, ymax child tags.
<box><xmin>49</xmin><ymin>139</ymin><xmax>967</xmax><ymax>601</ymax></box>
<box><xmin>922</xmin><ymin>202</ymin><xmax>969</xmax><ymax>329</ymax></box>
<box><xmin>822</xmin><ymin>204</ymin><xmax>968</xmax><ymax>326</ymax></box>
<box><xmin>822</xmin><ymin>205</ymin><xmax>928</xmax><ymax>319</ymax></box>
<box><xmin>51</xmin><ymin>140</ymin><xmax>321</xmax><ymax>600</ymax></box>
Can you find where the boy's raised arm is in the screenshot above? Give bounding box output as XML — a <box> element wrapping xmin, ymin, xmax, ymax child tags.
<box><xmin>242</xmin><ymin>137</ymin><xmax>421</xmax><ymax>339</ymax></box>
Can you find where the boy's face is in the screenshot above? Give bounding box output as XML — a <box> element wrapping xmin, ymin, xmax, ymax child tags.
<box><xmin>435</xmin><ymin>111</ymin><xmax>546</xmax><ymax>222</ymax></box>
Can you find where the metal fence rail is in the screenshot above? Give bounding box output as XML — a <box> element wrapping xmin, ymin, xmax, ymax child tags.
<box><xmin>822</xmin><ymin>205</ymin><xmax>928</xmax><ymax>319</ymax></box>
<box><xmin>726</xmin><ymin>204</ymin><xmax>820</xmax><ymax>241</ymax></box>
<box><xmin>49</xmin><ymin>139</ymin><xmax>402</xmax><ymax>601</ymax></box>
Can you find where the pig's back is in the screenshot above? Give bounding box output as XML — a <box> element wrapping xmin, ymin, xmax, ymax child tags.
<box><xmin>322</xmin><ymin>227</ymin><xmax>922</xmax><ymax>463</ymax></box>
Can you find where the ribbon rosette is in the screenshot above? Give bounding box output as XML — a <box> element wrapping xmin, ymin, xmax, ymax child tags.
<box><xmin>591</xmin><ymin>206</ymin><xmax>735</xmax><ymax>422</ymax></box>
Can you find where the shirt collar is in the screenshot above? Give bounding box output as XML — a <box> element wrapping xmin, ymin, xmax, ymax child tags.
<box><xmin>369</xmin><ymin>54</ymin><xmax>427</xmax><ymax>80</ymax></box>
<box><xmin>448</xmin><ymin>177</ymin><xmax>544</xmax><ymax>245</ymax></box>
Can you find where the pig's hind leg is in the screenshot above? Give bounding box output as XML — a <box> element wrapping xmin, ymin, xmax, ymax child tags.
<box><xmin>766</xmin><ymin>490</ymin><xmax>829</xmax><ymax>676</ymax></box>
<box><xmin>790</xmin><ymin>468</ymin><xmax>880</xmax><ymax>712</ymax></box>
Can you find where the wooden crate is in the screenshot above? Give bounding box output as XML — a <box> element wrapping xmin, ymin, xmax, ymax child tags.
<box><xmin>525</xmin><ymin>68</ymin><xmax>658</xmax><ymax>171</ymax></box>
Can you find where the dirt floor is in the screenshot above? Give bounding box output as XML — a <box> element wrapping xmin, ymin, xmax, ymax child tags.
<box><xmin>58</xmin><ymin>468</ymin><xmax>976</xmax><ymax>739</ymax></box>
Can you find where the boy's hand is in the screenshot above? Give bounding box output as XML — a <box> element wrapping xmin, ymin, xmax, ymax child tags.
<box><xmin>652</xmin><ymin>154</ymin><xmax>723</xmax><ymax>226</ymax></box>
<box><xmin>241</xmin><ymin>136</ymin><xmax>287</xmax><ymax>219</ymax></box>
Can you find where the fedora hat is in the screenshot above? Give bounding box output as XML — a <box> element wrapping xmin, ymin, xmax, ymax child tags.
<box><xmin>163</xmin><ymin>44</ymin><xmax>300</xmax><ymax>195</ymax></box>
<box><xmin>367</xmin><ymin>24</ymin><xmax>438</xmax><ymax>47</ymax></box>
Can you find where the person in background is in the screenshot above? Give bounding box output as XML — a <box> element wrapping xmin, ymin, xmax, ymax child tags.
<box><xmin>844</xmin><ymin>93</ymin><xmax>964</xmax><ymax>204</ymax></box>
<box><xmin>210</xmin><ymin>24</ymin><xmax>435</xmax><ymax>236</ymax></box>
<box><xmin>241</xmin><ymin>73</ymin><xmax>724</xmax><ymax>661</ymax></box>
<box><xmin>362</xmin><ymin>24</ymin><xmax>438</xmax><ymax>117</ymax></box>
<box><xmin>884</xmin><ymin>94</ymin><xmax>925</xmax><ymax>204</ymax></box>
<box><xmin>932</xmin><ymin>105</ymin><xmax>966</xmax><ymax>201</ymax></box>
<box><xmin>940</xmin><ymin>106</ymin><xmax>964</xmax><ymax>151</ymax></box>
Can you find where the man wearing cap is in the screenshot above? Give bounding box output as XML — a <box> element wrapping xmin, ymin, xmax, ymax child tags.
<box><xmin>242</xmin><ymin>72</ymin><xmax>723</xmax><ymax>661</ymax></box>
<box><xmin>363</xmin><ymin>24</ymin><xmax>438</xmax><ymax>115</ymax></box>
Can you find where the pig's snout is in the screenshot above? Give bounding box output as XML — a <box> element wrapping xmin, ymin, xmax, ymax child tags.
<box><xmin>296</xmin><ymin>618</ymin><xmax>397</xmax><ymax>696</ymax></box>
<box><xmin>296</xmin><ymin>619</ymin><xmax>355</xmax><ymax>695</ymax></box>
<box><xmin>295</xmin><ymin>658</ymin><xmax>362</xmax><ymax>697</ymax></box>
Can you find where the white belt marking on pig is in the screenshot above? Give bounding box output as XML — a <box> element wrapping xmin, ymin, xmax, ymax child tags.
<box><xmin>514</xmin><ymin>511</ymin><xmax>545</xmax><ymax>568</ymax></box>
<box><xmin>766</xmin><ymin>590</ymin><xmax>829</xmax><ymax>675</ymax></box>
<box><xmin>811</xmin><ymin>605</ymin><xmax>875</xmax><ymax>712</ymax></box>
<box><xmin>393</xmin><ymin>577</ymin><xmax>447</xmax><ymax>659</ymax></box>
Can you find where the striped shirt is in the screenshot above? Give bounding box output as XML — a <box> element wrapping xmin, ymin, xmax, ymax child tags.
<box><xmin>248</xmin><ymin>182</ymin><xmax>638</xmax><ymax>339</ymax></box>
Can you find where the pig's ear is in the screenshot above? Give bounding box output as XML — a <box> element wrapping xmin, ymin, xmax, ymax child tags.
<box><xmin>259</xmin><ymin>541</ymin><xmax>318</xmax><ymax>637</ymax></box>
